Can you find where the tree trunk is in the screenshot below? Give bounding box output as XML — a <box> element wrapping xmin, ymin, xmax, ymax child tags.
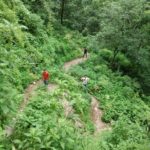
<box><xmin>60</xmin><ymin>0</ymin><xmax>65</xmax><ymax>24</ymax></box>
<box><xmin>111</xmin><ymin>48</ymin><xmax>119</xmax><ymax>68</ymax></box>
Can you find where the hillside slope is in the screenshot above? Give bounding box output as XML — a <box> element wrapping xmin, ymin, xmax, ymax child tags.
<box><xmin>1</xmin><ymin>52</ymin><xmax>150</xmax><ymax>150</ymax></box>
<box><xmin>0</xmin><ymin>0</ymin><xmax>150</xmax><ymax>150</ymax></box>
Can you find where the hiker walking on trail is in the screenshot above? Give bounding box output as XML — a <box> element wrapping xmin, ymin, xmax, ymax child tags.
<box><xmin>42</xmin><ymin>69</ymin><xmax>49</xmax><ymax>85</ymax></box>
<box><xmin>81</xmin><ymin>76</ymin><xmax>89</xmax><ymax>92</ymax></box>
<box><xmin>83</xmin><ymin>48</ymin><xmax>88</xmax><ymax>58</ymax></box>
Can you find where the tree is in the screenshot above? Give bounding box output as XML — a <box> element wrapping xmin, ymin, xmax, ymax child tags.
<box><xmin>96</xmin><ymin>0</ymin><xmax>150</xmax><ymax>94</ymax></box>
<box><xmin>60</xmin><ymin>0</ymin><xmax>65</xmax><ymax>24</ymax></box>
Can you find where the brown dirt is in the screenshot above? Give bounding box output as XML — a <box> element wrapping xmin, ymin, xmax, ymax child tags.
<box><xmin>91</xmin><ymin>96</ymin><xmax>108</xmax><ymax>134</ymax></box>
<box><xmin>5</xmin><ymin>80</ymin><xmax>57</xmax><ymax>136</ymax></box>
<box><xmin>64</xmin><ymin>56</ymin><xmax>109</xmax><ymax>133</ymax></box>
<box><xmin>5</xmin><ymin>53</ymin><xmax>108</xmax><ymax>136</ymax></box>
<box><xmin>19</xmin><ymin>80</ymin><xmax>42</xmax><ymax>112</ymax></box>
<box><xmin>47</xmin><ymin>84</ymin><xmax>58</xmax><ymax>92</ymax></box>
<box><xmin>62</xmin><ymin>93</ymin><xmax>84</xmax><ymax>128</ymax></box>
<box><xmin>62</xmin><ymin>99</ymin><xmax>74</xmax><ymax>117</ymax></box>
<box><xmin>64</xmin><ymin>57</ymin><xmax>88</xmax><ymax>71</ymax></box>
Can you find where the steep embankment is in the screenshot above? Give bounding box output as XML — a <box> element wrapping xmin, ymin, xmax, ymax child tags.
<box><xmin>64</xmin><ymin>55</ymin><xmax>108</xmax><ymax>133</ymax></box>
<box><xmin>68</xmin><ymin>51</ymin><xmax>150</xmax><ymax>149</ymax></box>
<box><xmin>5</xmin><ymin>80</ymin><xmax>57</xmax><ymax>136</ymax></box>
<box><xmin>3</xmin><ymin>50</ymin><xmax>150</xmax><ymax>150</ymax></box>
<box><xmin>91</xmin><ymin>96</ymin><xmax>108</xmax><ymax>133</ymax></box>
<box><xmin>5</xmin><ymin>54</ymin><xmax>108</xmax><ymax>136</ymax></box>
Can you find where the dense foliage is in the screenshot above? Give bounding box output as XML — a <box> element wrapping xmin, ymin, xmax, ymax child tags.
<box><xmin>70</xmin><ymin>52</ymin><xmax>150</xmax><ymax>149</ymax></box>
<box><xmin>51</xmin><ymin>0</ymin><xmax>150</xmax><ymax>94</ymax></box>
<box><xmin>0</xmin><ymin>0</ymin><xmax>150</xmax><ymax>149</ymax></box>
<box><xmin>0</xmin><ymin>0</ymin><xmax>83</xmax><ymax>125</ymax></box>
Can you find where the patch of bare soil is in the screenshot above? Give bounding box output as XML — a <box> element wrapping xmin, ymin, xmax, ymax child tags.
<box><xmin>62</xmin><ymin>93</ymin><xmax>84</xmax><ymax>128</ymax></box>
<box><xmin>47</xmin><ymin>84</ymin><xmax>58</xmax><ymax>92</ymax></box>
<box><xmin>63</xmin><ymin>56</ymin><xmax>109</xmax><ymax>133</ymax></box>
<box><xmin>64</xmin><ymin>57</ymin><xmax>88</xmax><ymax>71</ymax></box>
<box><xmin>5</xmin><ymin>80</ymin><xmax>57</xmax><ymax>136</ymax></box>
<box><xmin>91</xmin><ymin>96</ymin><xmax>108</xmax><ymax>134</ymax></box>
<box><xmin>5</xmin><ymin>54</ymin><xmax>109</xmax><ymax>136</ymax></box>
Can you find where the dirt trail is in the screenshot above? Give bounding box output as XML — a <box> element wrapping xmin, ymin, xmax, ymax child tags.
<box><xmin>62</xmin><ymin>93</ymin><xmax>83</xmax><ymax>128</ymax></box>
<box><xmin>5</xmin><ymin>80</ymin><xmax>57</xmax><ymax>136</ymax></box>
<box><xmin>91</xmin><ymin>96</ymin><xmax>107</xmax><ymax>134</ymax></box>
<box><xmin>64</xmin><ymin>57</ymin><xmax>88</xmax><ymax>71</ymax></box>
<box><xmin>63</xmin><ymin>55</ymin><xmax>108</xmax><ymax>134</ymax></box>
<box><xmin>19</xmin><ymin>80</ymin><xmax>42</xmax><ymax>112</ymax></box>
<box><xmin>5</xmin><ymin>54</ymin><xmax>107</xmax><ymax>136</ymax></box>
<box><xmin>47</xmin><ymin>84</ymin><xmax>58</xmax><ymax>92</ymax></box>
<box><xmin>62</xmin><ymin>99</ymin><xmax>74</xmax><ymax>117</ymax></box>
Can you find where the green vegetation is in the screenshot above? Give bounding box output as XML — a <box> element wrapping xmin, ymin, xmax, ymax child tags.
<box><xmin>0</xmin><ymin>0</ymin><xmax>150</xmax><ymax>149</ymax></box>
<box><xmin>70</xmin><ymin>52</ymin><xmax>150</xmax><ymax>149</ymax></box>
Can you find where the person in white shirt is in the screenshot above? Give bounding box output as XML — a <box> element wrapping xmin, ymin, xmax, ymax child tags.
<box><xmin>81</xmin><ymin>76</ymin><xmax>89</xmax><ymax>92</ymax></box>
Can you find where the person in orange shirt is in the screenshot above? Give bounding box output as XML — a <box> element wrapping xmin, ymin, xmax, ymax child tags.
<box><xmin>42</xmin><ymin>69</ymin><xmax>49</xmax><ymax>85</ymax></box>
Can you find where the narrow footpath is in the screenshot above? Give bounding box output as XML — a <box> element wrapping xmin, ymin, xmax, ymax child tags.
<box><xmin>64</xmin><ymin>56</ymin><xmax>108</xmax><ymax>134</ymax></box>
<box><xmin>5</xmin><ymin>55</ymin><xmax>108</xmax><ymax>136</ymax></box>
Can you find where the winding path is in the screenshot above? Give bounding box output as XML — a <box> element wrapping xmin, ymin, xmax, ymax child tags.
<box><xmin>91</xmin><ymin>96</ymin><xmax>107</xmax><ymax>133</ymax></box>
<box><xmin>5</xmin><ymin>55</ymin><xmax>108</xmax><ymax>136</ymax></box>
<box><xmin>64</xmin><ymin>57</ymin><xmax>87</xmax><ymax>71</ymax></box>
<box><xmin>5</xmin><ymin>80</ymin><xmax>57</xmax><ymax>136</ymax></box>
<box><xmin>64</xmin><ymin>56</ymin><xmax>108</xmax><ymax>134</ymax></box>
